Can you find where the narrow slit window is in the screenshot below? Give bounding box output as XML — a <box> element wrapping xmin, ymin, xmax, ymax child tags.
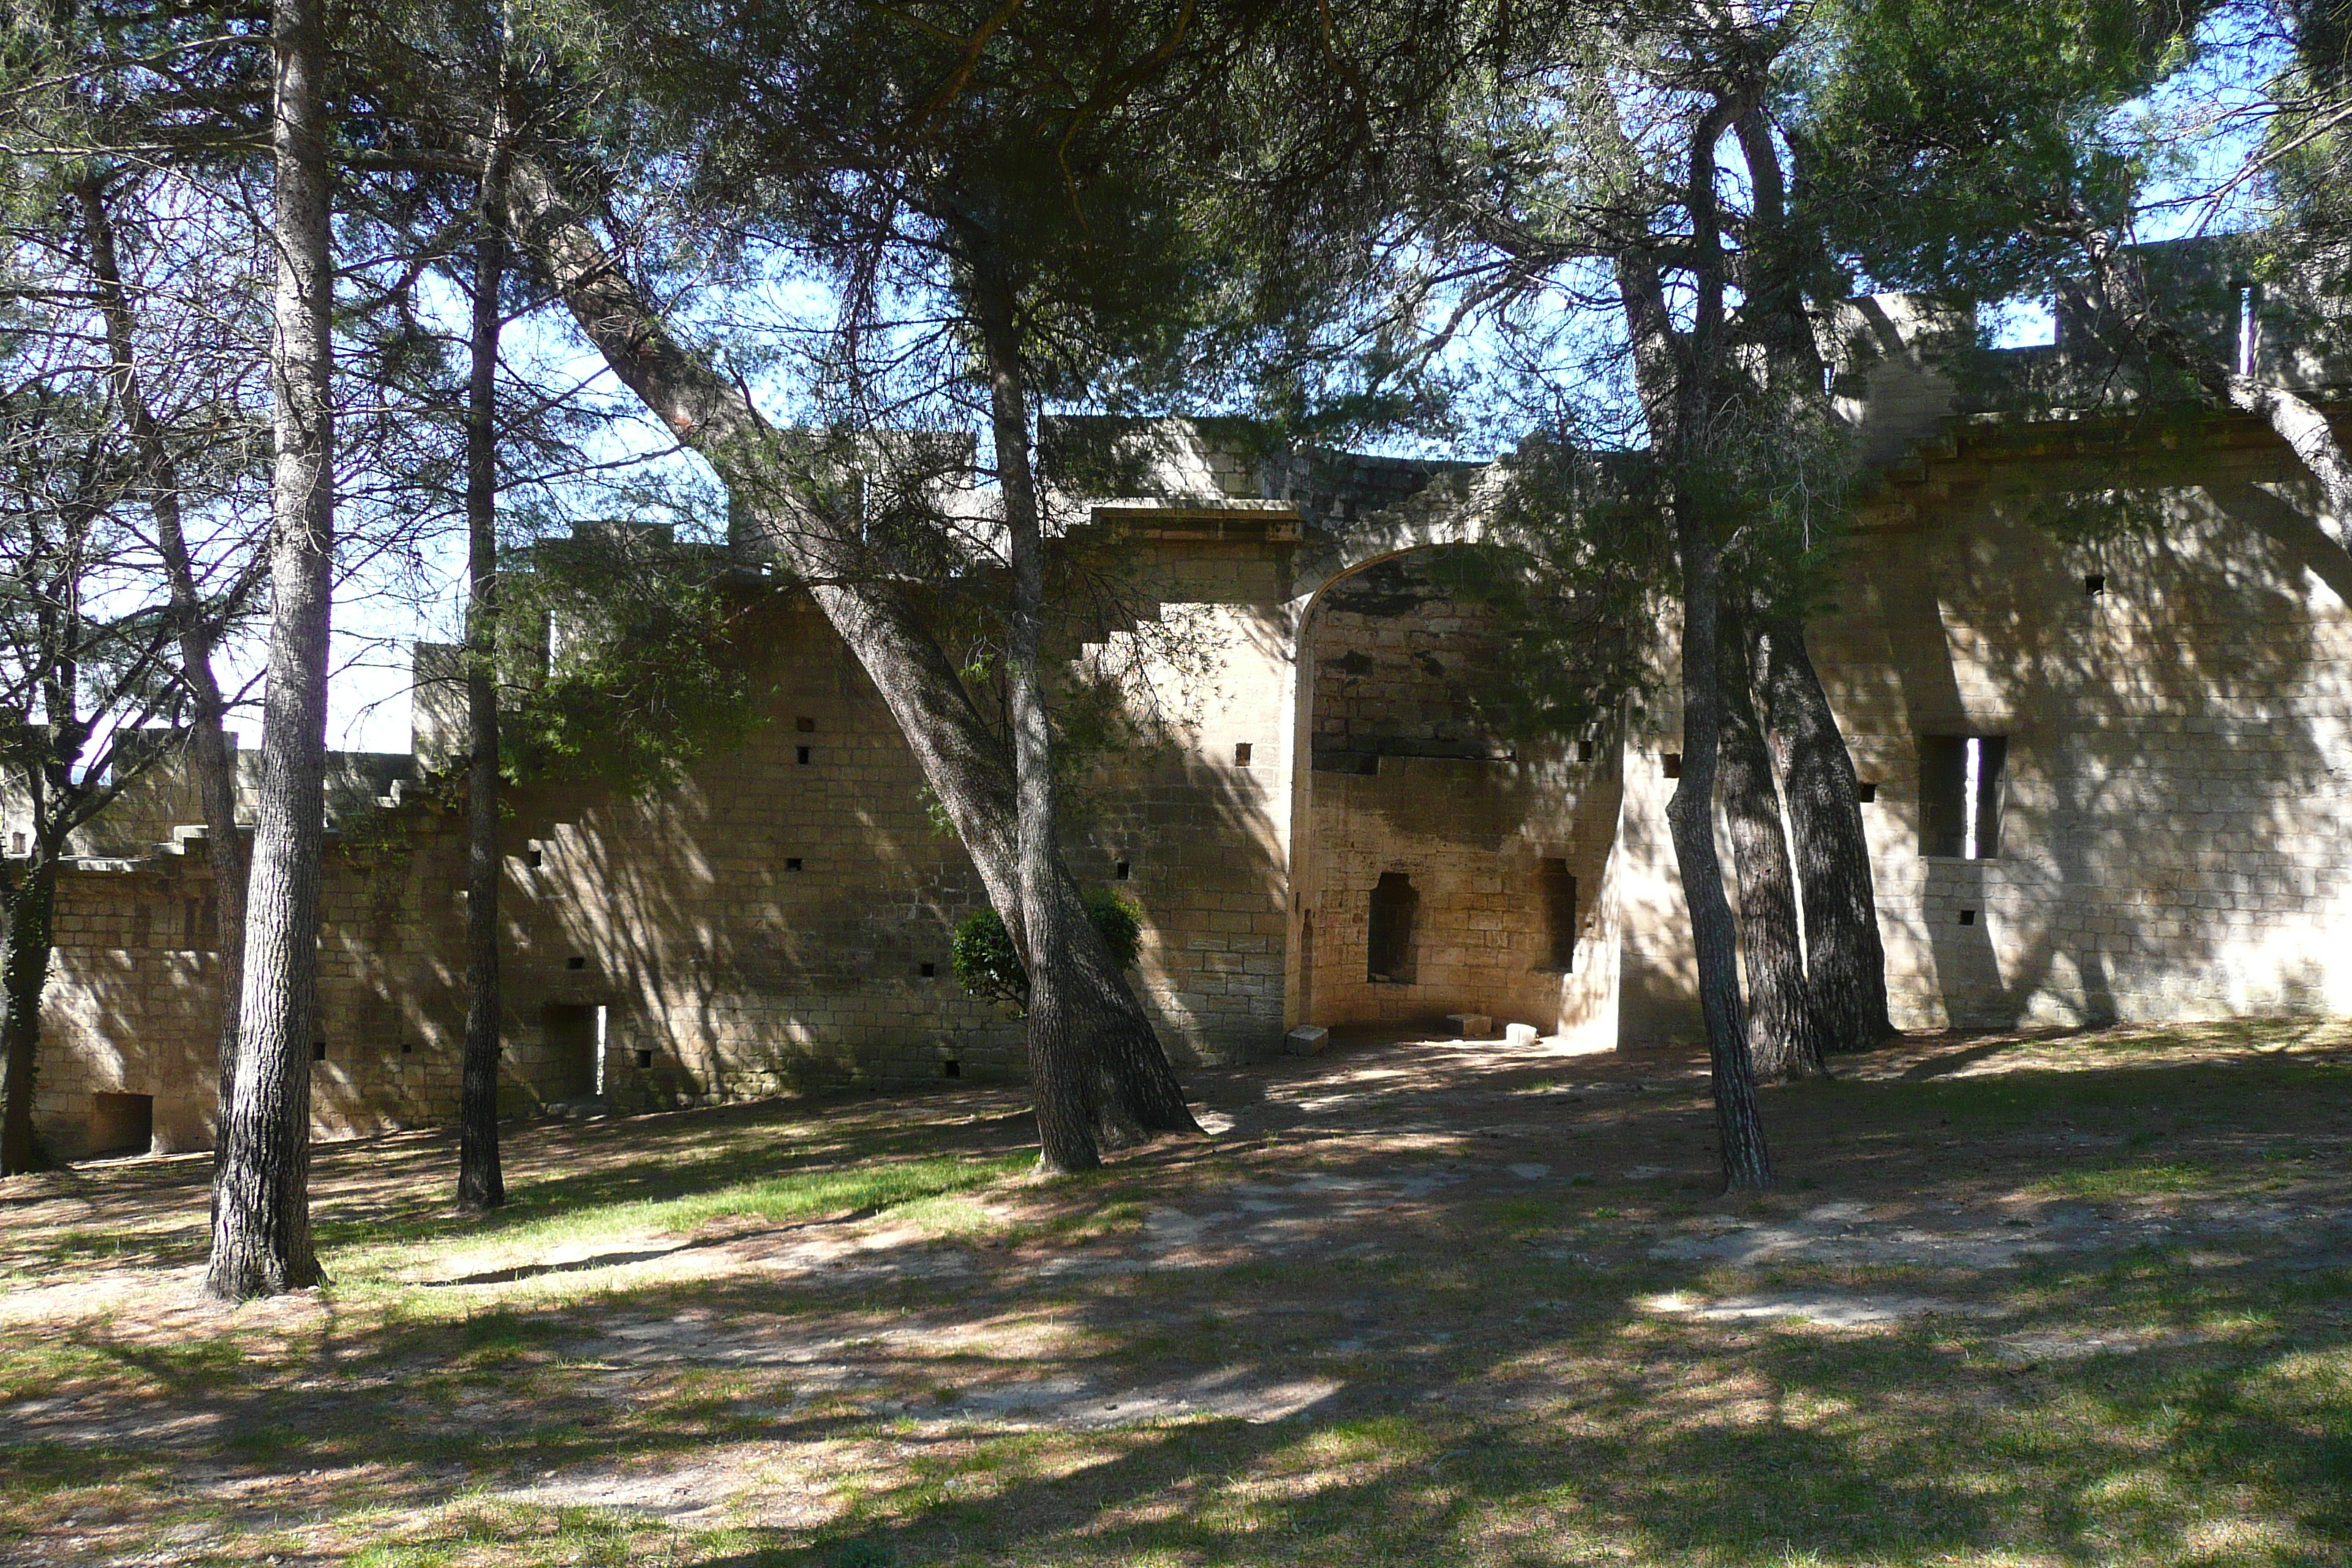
<box><xmin>1919</xmin><ymin>735</ymin><xmax>2008</xmax><ymax>859</ymax></box>
<box><xmin>1235</xmin><ymin>742</ymin><xmax>1253</xmax><ymax>766</ymax></box>
<box><xmin>1662</xmin><ymin>752</ymin><xmax>1683</xmax><ymax>779</ymax></box>
<box><xmin>796</xmin><ymin>746</ymin><xmax>813</xmax><ymax>766</ymax></box>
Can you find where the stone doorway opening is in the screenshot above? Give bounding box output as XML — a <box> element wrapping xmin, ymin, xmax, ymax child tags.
<box><xmin>541</xmin><ymin>1003</ymin><xmax>606</xmax><ymax>1101</ymax></box>
<box><xmin>90</xmin><ymin>1092</ymin><xmax>152</xmax><ymax>1157</ymax></box>
<box><xmin>1366</xmin><ymin>872</ymin><xmax>1420</xmax><ymax>983</ymax></box>
<box><xmin>1540</xmin><ymin>858</ymin><xmax>1578</xmax><ymax>972</ymax></box>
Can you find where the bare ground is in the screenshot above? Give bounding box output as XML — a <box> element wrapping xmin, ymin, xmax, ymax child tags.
<box><xmin>4</xmin><ymin>1018</ymin><xmax>2350</xmax><ymax>1567</ymax></box>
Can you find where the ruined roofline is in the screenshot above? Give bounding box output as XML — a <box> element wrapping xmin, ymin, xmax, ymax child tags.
<box><xmin>1849</xmin><ymin>391</ymin><xmax>2352</xmax><ymax>535</ymax></box>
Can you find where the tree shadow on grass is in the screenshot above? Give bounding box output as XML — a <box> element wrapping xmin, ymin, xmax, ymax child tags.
<box><xmin>10</xmin><ymin>1026</ymin><xmax>2352</xmax><ymax>1565</ymax></box>
<box><xmin>37</xmin><ymin>1211</ymin><xmax>2352</xmax><ymax>1561</ymax></box>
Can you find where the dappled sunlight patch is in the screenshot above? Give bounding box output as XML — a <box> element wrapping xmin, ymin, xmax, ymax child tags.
<box><xmin>2236</xmin><ymin>1344</ymin><xmax>2352</xmax><ymax>1430</ymax></box>
<box><xmin>2027</xmin><ymin>1161</ymin><xmax>2231</xmax><ymax>1201</ymax></box>
<box><xmin>1642</xmin><ymin>1289</ymin><xmax>2011</xmax><ymax>1329</ymax></box>
<box><xmin>7</xmin><ymin>1027</ymin><xmax>2352</xmax><ymax>1564</ymax></box>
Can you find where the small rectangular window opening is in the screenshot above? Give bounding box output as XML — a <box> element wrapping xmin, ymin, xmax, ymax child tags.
<box><xmin>796</xmin><ymin>716</ymin><xmax>816</xmax><ymax>733</ymax></box>
<box><xmin>1114</xmin><ymin>859</ymin><xmax>1131</xmax><ymax>881</ymax></box>
<box><xmin>796</xmin><ymin>745</ymin><xmax>813</xmax><ymax>765</ymax></box>
<box><xmin>635</xmin><ymin>1048</ymin><xmax>655</xmax><ymax>1069</ymax></box>
<box><xmin>785</xmin><ymin>856</ymin><xmax>804</xmax><ymax>871</ymax></box>
<box><xmin>567</xmin><ymin>954</ymin><xmax>587</xmax><ymax>970</ymax></box>
<box><xmin>1662</xmin><ymin>752</ymin><xmax>1683</xmax><ymax>779</ymax></box>
<box><xmin>9</xmin><ymin>832</ymin><xmax>23</xmax><ymax>856</ymax></box>
<box><xmin>525</xmin><ymin>843</ymin><xmax>544</xmax><ymax>869</ymax></box>
<box><xmin>943</xmin><ymin>1058</ymin><xmax>962</xmax><ymax>1079</ymax></box>
<box><xmin>2236</xmin><ymin>282</ymin><xmax>2259</xmax><ymax>377</ymax></box>
<box><xmin>1920</xmin><ymin>735</ymin><xmax>2008</xmax><ymax>859</ymax></box>
<box><xmin>312</xmin><ymin>1041</ymin><xmax>328</xmax><ymax>1062</ymax></box>
<box><xmin>1856</xmin><ymin>781</ymin><xmax>1879</xmax><ymax>804</ymax></box>
<box><xmin>401</xmin><ymin>1040</ymin><xmax>415</xmax><ymax>1054</ymax></box>
<box><xmin>2083</xmin><ymin>572</ymin><xmax>2106</xmax><ymax>598</ymax></box>
<box><xmin>919</xmin><ymin>961</ymin><xmax>936</xmax><ymax>978</ymax></box>
<box><xmin>1235</xmin><ymin>742</ymin><xmax>1254</xmax><ymax>766</ymax></box>
<box><xmin>1959</xmin><ymin>908</ymin><xmax>1978</xmax><ymax>927</ymax></box>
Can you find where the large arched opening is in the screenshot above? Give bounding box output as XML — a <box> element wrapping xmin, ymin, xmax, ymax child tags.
<box><xmin>1282</xmin><ymin>543</ymin><xmax>1624</xmax><ymax>1039</ymax></box>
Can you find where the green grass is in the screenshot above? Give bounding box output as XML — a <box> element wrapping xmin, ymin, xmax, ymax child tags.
<box><xmin>325</xmin><ymin>1152</ymin><xmax>1029</xmax><ymax>1286</ymax></box>
<box><xmin>7</xmin><ymin>1023</ymin><xmax>2352</xmax><ymax>1567</ymax></box>
<box><xmin>2029</xmin><ymin>1160</ymin><xmax>2228</xmax><ymax>1199</ymax></box>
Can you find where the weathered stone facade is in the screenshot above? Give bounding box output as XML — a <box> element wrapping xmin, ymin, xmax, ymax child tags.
<box><xmin>1297</xmin><ymin>552</ymin><xmax>1620</xmax><ymax>1035</ymax></box>
<box><xmin>20</xmin><ymin>291</ymin><xmax>2352</xmax><ymax>1161</ymax></box>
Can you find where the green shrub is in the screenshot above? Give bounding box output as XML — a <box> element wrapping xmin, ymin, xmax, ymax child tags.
<box><xmin>950</xmin><ymin>905</ymin><xmax>1027</xmax><ymax>1007</ymax></box>
<box><xmin>951</xmin><ymin>891</ymin><xmax>1142</xmax><ymax>1011</ymax></box>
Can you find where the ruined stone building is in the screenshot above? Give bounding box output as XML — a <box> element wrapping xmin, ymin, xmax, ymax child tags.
<box><xmin>18</xmin><ymin>276</ymin><xmax>2352</xmax><ymax>1162</ymax></box>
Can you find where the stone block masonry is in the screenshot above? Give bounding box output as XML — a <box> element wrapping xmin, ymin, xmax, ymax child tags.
<box><xmin>23</xmin><ymin>380</ymin><xmax>2352</xmax><ymax>1161</ymax></box>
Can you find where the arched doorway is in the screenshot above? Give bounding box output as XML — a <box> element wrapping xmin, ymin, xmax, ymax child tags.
<box><xmin>1286</xmin><ymin>546</ymin><xmax>1621</xmax><ymax>1038</ymax></box>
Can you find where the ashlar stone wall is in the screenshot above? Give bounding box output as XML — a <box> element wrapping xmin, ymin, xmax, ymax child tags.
<box><xmin>26</xmin><ymin>519</ymin><xmax>1326</xmax><ymax>1159</ymax></box>
<box><xmin>1621</xmin><ymin>410</ymin><xmax>2352</xmax><ymax>1040</ymax></box>
<box><xmin>1297</xmin><ymin>551</ymin><xmax>1621</xmax><ymax>1036</ymax></box>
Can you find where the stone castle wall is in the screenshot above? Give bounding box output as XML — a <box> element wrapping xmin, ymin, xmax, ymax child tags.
<box><xmin>33</xmin><ymin>812</ymin><xmax>474</xmax><ymax>1160</ymax></box>
<box><xmin>26</xmin><ymin>382</ymin><xmax>2352</xmax><ymax>1161</ymax></box>
<box><xmin>1819</xmin><ymin>428</ymin><xmax>2352</xmax><ymax>1029</ymax></box>
<box><xmin>26</xmin><ymin>528</ymin><xmax>1315</xmax><ymax>1160</ymax></box>
<box><xmin>1621</xmin><ymin>412</ymin><xmax>2352</xmax><ymax>1040</ymax></box>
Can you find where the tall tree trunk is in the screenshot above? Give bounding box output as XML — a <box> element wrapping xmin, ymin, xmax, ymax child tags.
<box><xmin>498</xmin><ymin>155</ymin><xmax>1196</xmax><ymax>1137</ymax></box>
<box><xmin>1726</xmin><ymin>104</ymin><xmax>1893</xmax><ymax>1057</ymax></box>
<box><xmin>1668</xmin><ymin>513</ymin><xmax>1774</xmax><ymax>1192</ymax></box>
<box><xmin>1618</xmin><ymin>222</ymin><xmax>1774</xmax><ymax>1192</ymax></box>
<box><xmin>457</xmin><ymin>185</ymin><xmax>507</xmax><ymax>1213</ymax></box>
<box><xmin>976</xmin><ymin>276</ymin><xmax>1100</xmax><ymax>1174</ymax></box>
<box><xmin>70</xmin><ymin>175</ymin><xmax>249</xmax><ymax>1158</ymax></box>
<box><xmin>206</xmin><ymin>0</ymin><xmax>333</xmax><ymax>1299</ymax></box>
<box><xmin>1719</xmin><ymin>611</ymin><xmax>1829</xmax><ymax>1082</ymax></box>
<box><xmin>1754</xmin><ymin>616</ymin><xmax>1894</xmax><ymax>1052</ymax></box>
<box><xmin>0</xmin><ymin>858</ymin><xmax>59</xmax><ymax>1176</ymax></box>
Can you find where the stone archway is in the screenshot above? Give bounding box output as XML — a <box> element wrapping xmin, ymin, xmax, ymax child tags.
<box><xmin>1276</xmin><ymin>502</ymin><xmax>1626</xmax><ymax>1042</ymax></box>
